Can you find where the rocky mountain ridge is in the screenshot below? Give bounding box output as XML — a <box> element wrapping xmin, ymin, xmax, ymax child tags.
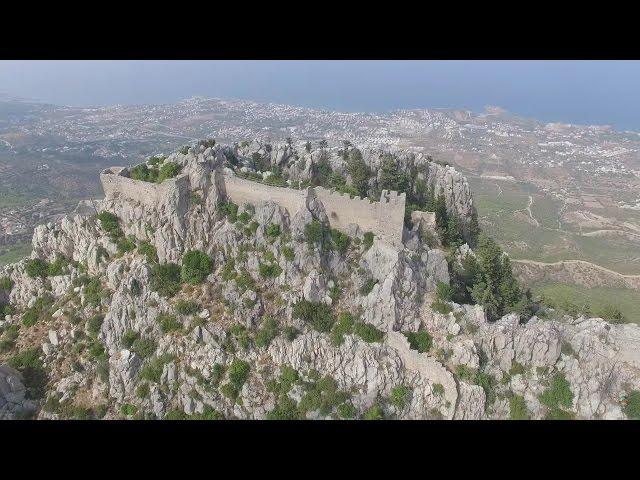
<box><xmin>1</xmin><ymin>140</ymin><xmax>639</xmax><ymax>420</ymax></box>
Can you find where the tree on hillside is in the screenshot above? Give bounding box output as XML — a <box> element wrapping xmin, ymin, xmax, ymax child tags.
<box><xmin>346</xmin><ymin>149</ymin><xmax>371</xmax><ymax>198</ymax></box>
<box><xmin>378</xmin><ymin>155</ymin><xmax>408</xmax><ymax>193</ymax></box>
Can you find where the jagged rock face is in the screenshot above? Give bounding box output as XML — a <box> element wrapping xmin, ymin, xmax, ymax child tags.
<box><xmin>0</xmin><ymin>365</ymin><xmax>40</xmax><ymax>419</ymax></box>
<box><xmin>1</xmin><ymin>140</ymin><xmax>639</xmax><ymax>421</ymax></box>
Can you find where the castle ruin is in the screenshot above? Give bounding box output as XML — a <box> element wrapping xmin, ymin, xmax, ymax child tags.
<box><xmin>100</xmin><ymin>166</ymin><xmax>407</xmax><ymax>248</ymax></box>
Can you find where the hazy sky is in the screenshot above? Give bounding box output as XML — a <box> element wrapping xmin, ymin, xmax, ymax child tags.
<box><xmin>1</xmin><ymin>60</ymin><xmax>639</xmax><ymax>130</ymax></box>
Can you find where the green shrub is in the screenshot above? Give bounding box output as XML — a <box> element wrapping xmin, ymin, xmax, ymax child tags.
<box><xmin>237</xmin><ymin>211</ymin><xmax>251</xmax><ymax>224</ymax></box>
<box><xmin>117</xmin><ymin>236</ymin><xmax>136</xmax><ymax>254</ymax></box>
<box><xmin>210</xmin><ymin>364</ymin><xmax>226</xmax><ymax>386</ymax></box>
<box><xmin>623</xmin><ymin>390</ymin><xmax>640</xmax><ymax>420</ymax></box>
<box><xmin>175</xmin><ymin>299</ymin><xmax>200</xmax><ymax>316</ymax></box>
<box><xmin>150</xmin><ymin>263</ymin><xmax>181</xmax><ymax>297</ymax></box>
<box><xmin>363</xmin><ymin>403</ymin><xmax>384</xmax><ymax>420</ymax></box>
<box><xmin>353</xmin><ymin>322</ymin><xmax>384</xmax><ymax>343</ymax></box>
<box><xmin>298</xmin><ymin>374</ymin><xmax>350</xmax><ymax>417</ymax></box>
<box><xmin>46</xmin><ymin>256</ymin><xmax>69</xmax><ymax>276</ymax></box>
<box><xmin>96</xmin><ymin>211</ymin><xmax>121</xmax><ymax>237</ymax></box>
<box><xmin>0</xmin><ymin>276</ymin><xmax>13</xmax><ymax>290</ymax></box>
<box><xmin>266</xmin><ymin>224</ymin><xmax>281</xmax><ymax>239</ymax></box>
<box><xmin>158</xmin><ymin>162</ymin><xmax>181</xmax><ymax>183</ymax></box>
<box><xmin>431</xmin><ymin>299</ymin><xmax>453</xmax><ymax>315</ymax></box>
<box><xmin>84</xmin><ymin>277</ymin><xmax>104</xmax><ymax>307</ymax></box>
<box><xmin>363</xmin><ymin>232</ymin><xmax>374</xmax><ymax>250</ymax></box>
<box><xmin>304</xmin><ymin>219</ymin><xmax>331</xmax><ymax>252</ymax></box>
<box><xmin>404</xmin><ymin>330</ymin><xmax>433</xmax><ymax>353</ymax></box>
<box><xmin>330</xmin><ymin>312</ymin><xmax>355</xmax><ymax>346</ymax></box>
<box><xmin>22</xmin><ymin>308</ymin><xmax>40</xmax><ymax>327</ymax></box>
<box><xmin>87</xmin><ymin>314</ymin><xmax>104</xmax><ymax>338</ymax></box>
<box><xmin>120</xmin><ymin>403</ymin><xmax>138</xmax><ymax>416</ymax></box>
<box><xmin>509</xmin><ymin>394</ymin><xmax>529</xmax><ymax>420</ymax></box>
<box><xmin>338</xmin><ymin>402</ymin><xmax>357</xmax><ymax>419</ymax></box>
<box><xmin>181</xmin><ymin>250</ymin><xmax>212</xmax><ymax>284</ymax></box>
<box><xmin>538</xmin><ymin>373</ymin><xmax>573</xmax><ymax>416</ymax></box>
<box><xmin>235</xmin><ymin>269</ymin><xmax>256</xmax><ymax>292</ymax></box>
<box><xmin>140</xmin><ymin>354</ymin><xmax>174</xmax><ymax>383</ymax></box>
<box><xmin>25</xmin><ymin>258</ymin><xmax>49</xmax><ymax>278</ymax></box>
<box><xmin>432</xmin><ymin>383</ymin><xmax>445</xmax><ymax>397</ymax></box>
<box><xmin>131</xmin><ymin>337</ymin><xmax>156</xmax><ymax>358</ymax></box>
<box><xmin>136</xmin><ymin>382</ymin><xmax>150</xmax><ymax>399</ymax></box>
<box><xmin>255</xmin><ymin>316</ymin><xmax>279</xmax><ymax>348</ymax></box>
<box><xmin>121</xmin><ymin>330</ymin><xmax>139</xmax><ymax>349</ymax></box>
<box><xmin>156</xmin><ymin>313</ymin><xmax>182</xmax><ymax>334</ymax></box>
<box><xmin>228</xmin><ymin>359</ymin><xmax>250</xmax><ymax>391</ymax></box>
<box><xmin>259</xmin><ymin>262</ymin><xmax>282</xmax><ymax>278</ymax></box>
<box><xmin>283</xmin><ymin>326</ymin><xmax>300</xmax><ymax>342</ymax></box>
<box><xmin>281</xmin><ymin>246</ymin><xmax>295</xmax><ymax>262</ymax></box>
<box><xmin>137</xmin><ymin>241</ymin><xmax>158</xmax><ymax>263</ymax></box>
<box><xmin>292</xmin><ymin>300</ymin><xmax>334</xmax><ymax>333</ymax></box>
<box><xmin>87</xmin><ymin>340</ymin><xmax>106</xmax><ymax>361</ymax></box>
<box><xmin>390</xmin><ymin>385</ymin><xmax>411</xmax><ymax>410</ymax></box>
<box><xmin>330</xmin><ymin>228</ymin><xmax>350</xmax><ymax>254</ymax></box>
<box><xmin>267</xmin><ymin>396</ymin><xmax>300</xmax><ymax>420</ymax></box>
<box><xmin>509</xmin><ymin>361</ymin><xmax>526</xmax><ymax>376</ymax></box>
<box><xmin>436</xmin><ymin>281</ymin><xmax>454</xmax><ymax>301</ymax></box>
<box><xmin>221</xmin><ymin>201</ymin><xmax>238</xmax><ymax>222</ymax></box>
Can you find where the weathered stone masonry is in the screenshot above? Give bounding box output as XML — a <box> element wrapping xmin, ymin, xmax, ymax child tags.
<box><xmin>100</xmin><ymin>167</ymin><xmax>407</xmax><ymax>247</ymax></box>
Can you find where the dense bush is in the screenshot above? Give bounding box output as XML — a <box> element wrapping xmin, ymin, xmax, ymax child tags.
<box><xmin>449</xmin><ymin>234</ymin><xmax>534</xmax><ymax>321</ymax></box>
<box><xmin>137</xmin><ymin>241</ymin><xmax>158</xmax><ymax>263</ymax></box>
<box><xmin>330</xmin><ymin>312</ymin><xmax>356</xmax><ymax>346</ymax></box>
<box><xmin>227</xmin><ymin>358</ymin><xmax>250</xmax><ymax>392</ymax></box>
<box><xmin>539</xmin><ymin>373</ymin><xmax>574</xmax><ymax>419</ymax></box>
<box><xmin>390</xmin><ymin>385</ymin><xmax>411</xmax><ymax>410</ymax></box>
<box><xmin>255</xmin><ymin>316</ymin><xmax>279</xmax><ymax>348</ymax></box>
<box><xmin>181</xmin><ymin>250</ymin><xmax>212</xmax><ymax>284</ymax></box>
<box><xmin>96</xmin><ymin>211</ymin><xmax>121</xmax><ymax>238</ymax></box>
<box><xmin>158</xmin><ymin>162</ymin><xmax>181</xmax><ymax>183</ymax></box>
<box><xmin>363</xmin><ymin>403</ymin><xmax>384</xmax><ymax>420</ymax></box>
<box><xmin>329</xmin><ymin>228</ymin><xmax>350</xmax><ymax>254</ymax></box>
<box><xmin>266</xmin><ymin>224</ymin><xmax>281</xmax><ymax>239</ymax></box>
<box><xmin>150</xmin><ymin>263</ymin><xmax>181</xmax><ymax>297</ymax></box>
<box><xmin>221</xmin><ymin>201</ymin><xmax>238</xmax><ymax>222</ymax></box>
<box><xmin>174</xmin><ymin>299</ymin><xmax>200</xmax><ymax>316</ymax></box>
<box><xmin>259</xmin><ymin>262</ymin><xmax>282</xmax><ymax>278</ymax></box>
<box><xmin>117</xmin><ymin>236</ymin><xmax>136</xmax><ymax>255</ymax></box>
<box><xmin>353</xmin><ymin>322</ymin><xmax>384</xmax><ymax>343</ymax></box>
<box><xmin>25</xmin><ymin>258</ymin><xmax>49</xmax><ymax>278</ymax></box>
<box><xmin>404</xmin><ymin>330</ymin><xmax>433</xmax><ymax>353</ymax></box>
<box><xmin>623</xmin><ymin>390</ymin><xmax>640</xmax><ymax>420</ymax></box>
<box><xmin>0</xmin><ymin>276</ymin><xmax>13</xmax><ymax>290</ymax></box>
<box><xmin>156</xmin><ymin>313</ymin><xmax>183</xmax><ymax>334</ymax></box>
<box><xmin>509</xmin><ymin>394</ymin><xmax>529</xmax><ymax>420</ymax></box>
<box><xmin>140</xmin><ymin>353</ymin><xmax>174</xmax><ymax>383</ymax></box>
<box><xmin>131</xmin><ymin>337</ymin><xmax>156</xmax><ymax>358</ymax></box>
<box><xmin>281</xmin><ymin>246</ymin><xmax>295</xmax><ymax>262</ymax></box>
<box><xmin>292</xmin><ymin>300</ymin><xmax>334</xmax><ymax>333</ymax></box>
<box><xmin>87</xmin><ymin>314</ymin><xmax>104</xmax><ymax>338</ymax></box>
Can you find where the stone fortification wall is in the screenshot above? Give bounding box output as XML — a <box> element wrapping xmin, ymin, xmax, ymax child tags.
<box><xmin>99</xmin><ymin>168</ymin><xmax>189</xmax><ymax>208</ymax></box>
<box><xmin>223</xmin><ymin>173</ymin><xmax>307</xmax><ymax>217</ymax></box>
<box><xmin>100</xmin><ymin>166</ymin><xmax>408</xmax><ymax>248</ymax></box>
<box><xmin>314</xmin><ymin>187</ymin><xmax>406</xmax><ymax>246</ymax></box>
<box><xmin>314</xmin><ymin>187</ymin><xmax>379</xmax><ymax>234</ymax></box>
